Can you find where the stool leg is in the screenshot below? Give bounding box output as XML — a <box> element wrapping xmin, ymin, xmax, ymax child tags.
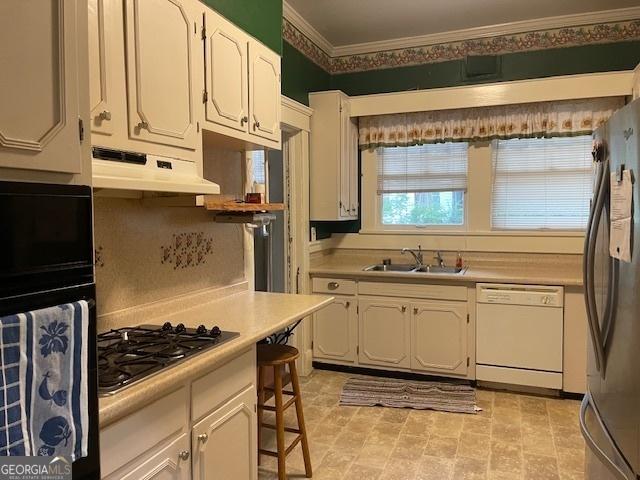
<box><xmin>290</xmin><ymin>360</ymin><xmax>312</xmax><ymax>478</ymax></box>
<box><xmin>273</xmin><ymin>364</ymin><xmax>287</xmax><ymax>480</ymax></box>
<box><xmin>256</xmin><ymin>365</ymin><xmax>265</xmax><ymax>466</ymax></box>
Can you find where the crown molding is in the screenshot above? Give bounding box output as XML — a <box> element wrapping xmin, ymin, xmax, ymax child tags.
<box><xmin>283</xmin><ymin>1</ymin><xmax>334</xmax><ymax>55</ymax></box>
<box><xmin>288</xmin><ymin>6</ymin><xmax>640</xmax><ymax>58</ymax></box>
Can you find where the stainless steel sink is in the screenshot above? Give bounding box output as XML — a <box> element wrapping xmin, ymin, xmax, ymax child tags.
<box><xmin>414</xmin><ymin>265</ymin><xmax>466</xmax><ymax>274</ymax></box>
<box><xmin>362</xmin><ymin>264</ymin><xmax>466</xmax><ymax>274</ymax></box>
<box><xmin>363</xmin><ymin>264</ymin><xmax>418</xmax><ymax>272</ymax></box>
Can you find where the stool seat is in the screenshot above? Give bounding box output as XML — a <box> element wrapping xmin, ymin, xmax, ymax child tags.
<box><xmin>257</xmin><ymin>344</ymin><xmax>311</xmax><ymax>479</ymax></box>
<box><xmin>257</xmin><ymin>344</ymin><xmax>299</xmax><ymax>366</ymax></box>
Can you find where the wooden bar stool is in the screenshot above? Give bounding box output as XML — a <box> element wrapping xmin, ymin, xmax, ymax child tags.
<box><xmin>257</xmin><ymin>344</ymin><xmax>312</xmax><ymax>480</ymax></box>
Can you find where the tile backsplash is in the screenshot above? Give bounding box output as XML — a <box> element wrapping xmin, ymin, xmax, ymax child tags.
<box><xmin>94</xmin><ymin>197</ymin><xmax>245</xmax><ymax>316</ymax></box>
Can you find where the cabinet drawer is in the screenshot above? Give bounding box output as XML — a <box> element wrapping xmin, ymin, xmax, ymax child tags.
<box><xmin>192</xmin><ymin>347</ymin><xmax>256</xmax><ymax>422</ymax></box>
<box><xmin>312</xmin><ymin>277</ymin><xmax>356</xmax><ymax>295</ymax></box>
<box><xmin>100</xmin><ymin>387</ymin><xmax>188</xmax><ymax>477</ymax></box>
<box><xmin>358</xmin><ymin>281</ymin><xmax>467</xmax><ymax>301</ymax></box>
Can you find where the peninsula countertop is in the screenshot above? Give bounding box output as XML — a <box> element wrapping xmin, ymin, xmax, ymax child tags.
<box><xmin>99</xmin><ymin>291</ymin><xmax>333</xmax><ymax>428</ymax></box>
<box><xmin>309</xmin><ymin>258</ymin><xmax>583</xmax><ymax>286</ymax></box>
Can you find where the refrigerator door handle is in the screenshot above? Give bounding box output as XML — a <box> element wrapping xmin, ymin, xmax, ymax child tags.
<box><xmin>584</xmin><ymin>158</ymin><xmax>608</xmax><ymax>374</ymax></box>
<box><xmin>580</xmin><ymin>393</ymin><xmax>635</xmax><ymax>480</ymax></box>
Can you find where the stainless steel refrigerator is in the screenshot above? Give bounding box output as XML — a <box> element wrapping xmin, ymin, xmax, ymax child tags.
<box><xmin>582</xmin><ymin>98</ymin><xmax>640</xmax><ymax>480</ymax></box>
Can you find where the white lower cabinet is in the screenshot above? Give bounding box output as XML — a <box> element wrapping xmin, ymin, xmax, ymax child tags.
<box><xmin>313</xmin><ymin>296</ymin><xmax>358</xmax><ymax>363</ymax></box>
<box><xmin>192</xmin><ymin>385</ymin><xmax>257</xmax><ymax>480</ymax></box>
<box><xmin>100</xmin><ymin>348</ymin><xmax>256</xmax><ymax>479</ymax></box>
<box><xmin>358</xmin><ymin>297</ymin><xmax>411</xmax><ymax>369</ymax></box>
<box><xmin>118</xmin><ymin>433</ymin><xmax>191</xmax><ymax>480</ymax></box>
<box><xmin>411</xmin><ymin>300</ymin><xmax>468</xmax><ymax>375</ymax></box>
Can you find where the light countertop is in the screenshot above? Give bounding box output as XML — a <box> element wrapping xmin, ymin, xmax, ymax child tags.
<box><xmin>310</xmin><ymin>259</ymin><xmax>583</xmax><ymax>286</ymax></box>
<box><xmin>99</xmin><ymin>291</ymin><xmax>333</xmax><ymax>428</ymax></box>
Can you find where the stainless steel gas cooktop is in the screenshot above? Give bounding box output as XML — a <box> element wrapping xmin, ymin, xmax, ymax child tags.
<box><xmin>97</xmin><ymin>323</ymin><xmax>239</xmax><ymax>395</ymax></box>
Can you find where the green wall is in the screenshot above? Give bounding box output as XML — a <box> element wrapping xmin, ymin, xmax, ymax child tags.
<box><xmin>281</xmin><ymin>41</ymin><xmax>331</xmax><ymax>106</ymax></box>
<box><xmin>331</xmin><ymin>41</ymin><xmax>640</xmax><ymax>95</ymax></box>
<box><xmin>202</xmin><ymin>0</ymin><xmax>282</xmax><ymax>54</ymax></box>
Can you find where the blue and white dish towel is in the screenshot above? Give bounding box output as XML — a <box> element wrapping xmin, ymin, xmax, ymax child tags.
<box><xmin>0</xmin><ymin>301</ymin><xmax>88</xmax><ymax>460</ymax></box>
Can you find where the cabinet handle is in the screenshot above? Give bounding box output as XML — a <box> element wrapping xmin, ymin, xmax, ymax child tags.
<box><xmin>198</xmin><ymin>433</ymin><xmax>208</xmax><ymax>443</ymax></box>
<box><xmin>241</xmin><ymin>116</ymin><xmax>248</xmax><ymax>126</ymax></box>
<box><xmin>327</xmin><ymin>282</ymin><xmax>339</xmax><ymax>290</ymax></box>
<box><xmin>254</xmin><ymin>121</ymin><xmax>260</xmax><ymax>130</ymax></box>
<box><xmin>137</xmin><ymin>121</ymin><xmax>148</xmax><ymax>130</ymax></box>
<box><xmin>179</xmin><ymin>450</ymin><xmax>190</xmax><ymax>461</ymax></box>
<box><xmin>401</xmin><ymin>305</ymin><xmax>407</xmax><ymax>312</ymax></box>
<box><xmin>98</xmin><ymin>110</ymin><xmax>111</xmax><ymax>121</ymax></box>
<box><xmin>345</xmin><ymin>301</ymin><xmax>350</xmax><ymax>308</ymax></box>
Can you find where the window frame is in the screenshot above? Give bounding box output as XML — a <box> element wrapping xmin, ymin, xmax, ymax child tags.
<box><xmin>489</xmin><ymin>136</ymin><xmax>593</xmax><ymax>232</ymax></box>
<box><xmin>360</xmin><ymin>140</ymin><xmax>588</xmax><ymax>237</ymax></box>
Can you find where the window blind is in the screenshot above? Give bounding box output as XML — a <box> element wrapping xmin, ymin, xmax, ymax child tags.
<box><xmin>377</xmin><ymin>143</ymin><xmax>468</xmax><ymax>194</ymax></box>
<box><xmin>491</xmin><ymin>136</ymin><xmax>593</xmax><ymax>230</ymax></box>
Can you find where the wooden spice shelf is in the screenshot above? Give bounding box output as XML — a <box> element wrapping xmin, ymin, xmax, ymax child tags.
<box><xmin>203</xmin><ymin>196</ymin><xmax>285</xmax><ymax>213</ymax></box>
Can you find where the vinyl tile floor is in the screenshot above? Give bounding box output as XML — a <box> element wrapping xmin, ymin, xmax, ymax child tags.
<box><xmin>257</xmin><ymin>370</ymin><xmax>585</xmax><ymax>480</ymax></box>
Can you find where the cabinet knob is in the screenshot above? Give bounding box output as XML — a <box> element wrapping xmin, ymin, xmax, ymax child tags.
<box><xmin>98</xmin><ymin>110</ymin><xmax>111</xmax><ymax>121</ymax></box>
<box><xmin>137</xmin><ymin>121</ymin><xmax>148</xmax><ymax>130</ymax></box>
<box><xmin>413</xmin><ymin>307</ymin><xmax>418</xmax><ymax>315</ymax></box>
<box><xmin>345</xmin><ymin>301</ymin><xmax>350</xmax><ymax>308</ymax></box>
<box><xmin>328</xmin><ymin>282</ymin><xmax>339</xmax><ymax>290</ymax></box>
<box><xmin>401</xmin><ymin>305</ymin><xmax>407</xmax><ymax>312</ymax></box>
<box><xmin>241</xmin><ymin>116</ymin><xmax>248</xmax><ymax>125</ymax></box>
<box><xmin>254</xmin><ymin>121</ymin><xmax>260</xmax><ymax>129</ymax></box>
<box><xmin>198</xmin><ymin>433</ymin><xmax>208</xmax><ymax>443</ymax></box>
<box><xmin>179</xmin><ymin>450</ymin><xmax>190</xmax><ymax>461</ymax></box>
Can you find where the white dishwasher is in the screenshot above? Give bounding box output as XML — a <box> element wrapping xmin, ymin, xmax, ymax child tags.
<box><xmin>476</xmin><ymin>283</ymin><xmax>564</xmax><ymax>389</ymax></box>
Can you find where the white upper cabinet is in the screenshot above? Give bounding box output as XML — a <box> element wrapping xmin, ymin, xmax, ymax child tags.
<box><xmin>0</xmin><ymin>0</ymin><xmax>86</xmax><ymax>175</ymax></box>
<box><xmin>124</xmin><ymin>0</ymin><xmax>198</xmax><ymax>150</ymax></box>
<box><xmin>204</xmin><ymin>12</ymin><xmax>249</xmax><ymax>133</ymax></box>
<box><xmin>88</xmin><ymin>0</ymin><xmax>114</xmax><ymax>136</ymax></box>
<box><xmin>201</xmin><ymin>7</ymin><xmax>281</xmax><ymax>150</ymax></box>
<box><xmin>248</xmin><ymin>42</ymin><xmax>281</xmax><ymax>143</ymax></box>
<box><xmin>309</xmin><ymin>91</ymin><xmax>359</xmax><ymax>221</ymax></box>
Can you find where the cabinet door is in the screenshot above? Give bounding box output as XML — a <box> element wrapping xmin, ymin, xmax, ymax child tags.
<box><xmin>348</xmin><ymin>117</ymin><xmax>359</xmax><ymax>217</ymax></box>
<box><xmin>192</xmin><ymin>386</ymin><xmax>257</xmax><ymax>480</ymax></box>
<box><xmin>124</xmin><ymin>0</ymin><xmax>198</xmax><ymax>150</ymax></box>
<box><xmin>0</xmin><ymin>0</ymin><xmax>83</xmax><ymax>174</ymax></box>
<box><xmin>115</xmin><ymin>433</ymin><xmax>191</xmax><ymax>480</ymax></box>
<box><xmin>339</xmin><ymin>97</ymin><xmax>351</xmax><ymax>218</ymax></box>
<box><xmin>204</xmin><ymin>11</ymin><xmax>249</xmax><ymax>133</ymax></box>
<box><xmin>88</xmin><ymin>0</ymin><xmax>114</xmax><ymax>135</ymax></box>
<box><xmin>248</xmin><ymin>42</ymin><xmax>280</xmax><ymax>143</ymax></box>
<box><xmin>359</xmin><ymin>297</ymin><xmax>411</xmax><ymax>368</ymax></box>
<box><xmin>313</xmin><ymin>296</ymin><xmax>358</xmax><ymax>363</ymax></box>
<box><xmin>411</xmin><ymin>301</ymin><xmax>468</xmax><ymax>375</ymax></box>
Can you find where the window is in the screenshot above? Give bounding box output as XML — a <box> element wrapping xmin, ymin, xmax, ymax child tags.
<box><xmin>491</xmin><ymin>136</ymin><xmax>593</xmax><ymax>230</ymax></box>
<box><xmin>251</xmin><ymin>149</ymin><xmax>266</xmax><ymax>185</ymax></box>
<box><xmin>377</xmin><ymin>143</ymin><xmax>468</xmax><ymax>227</ymax></box>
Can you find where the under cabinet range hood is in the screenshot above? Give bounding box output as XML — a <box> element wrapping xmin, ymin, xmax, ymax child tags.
<box><xmin>92</xmin><ymin>147</ymin><xmax>220</xmax><ymax>195</ymax></box>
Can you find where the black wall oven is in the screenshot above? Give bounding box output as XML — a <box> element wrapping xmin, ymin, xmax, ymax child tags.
<box><xmin>0</xmin><ymin>181</ymin><xmax>100</xmax><ymax>479</ymax></box>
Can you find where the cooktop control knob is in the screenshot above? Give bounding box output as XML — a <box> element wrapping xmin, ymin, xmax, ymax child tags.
<box><xmin>175</xmin><ymin>323</ymin><xmax>186</xmax><ymax>333</ymax></box>
<box><xmin>162</xmin><ymin>322</ymin><xmax>172</xmax><ymax>331</ymax></box>
<box><xmin>196</xmin><ymin>325</ymin><xmax>207</xmax><ymax>334</ymax></box>
<box><xmin>210</xmin><ymin>326</ymin><xmax>221</xmax><ymax>337</ymax></box>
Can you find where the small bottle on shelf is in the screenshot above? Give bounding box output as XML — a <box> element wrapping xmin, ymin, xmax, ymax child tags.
<box><xmin>456</xmin><ymin>252</ymin><xmax>463</xmax><ymax>269</ymax></box>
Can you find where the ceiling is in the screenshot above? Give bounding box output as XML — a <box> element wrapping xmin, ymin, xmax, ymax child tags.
<box><xmin>286</xmin><ymin>0</ymin><xmax>640</xmax><ymax>47</ymax></box>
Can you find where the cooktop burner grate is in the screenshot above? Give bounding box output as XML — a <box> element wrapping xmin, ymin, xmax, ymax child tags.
<box><xmin>97</xmin><ymin>323</ymin><xmax>239</xmax><ymax>395</ymax></box>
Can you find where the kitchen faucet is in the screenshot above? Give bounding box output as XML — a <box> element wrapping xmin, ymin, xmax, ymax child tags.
<box><xmin>401</xmin><ymin>245</ymin><xmax>423</xmax><ymax>266</ymax></box>
<box><xmin>434</xmin><ymin>251</ymin><xmax>445</xmax><ymax>267</ymax></box>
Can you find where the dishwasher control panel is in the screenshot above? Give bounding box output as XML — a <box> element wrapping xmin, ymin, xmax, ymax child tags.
<box><xmin>476</xmin><ymin>283</ymin><xmax>564</xmax><ymax>307</ymax></box>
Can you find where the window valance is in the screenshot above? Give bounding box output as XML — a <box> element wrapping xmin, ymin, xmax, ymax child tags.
<box><xmin>359</xmin><ymin>97</ymin><xmax>624</xmax><ymax>149</ymax></box>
